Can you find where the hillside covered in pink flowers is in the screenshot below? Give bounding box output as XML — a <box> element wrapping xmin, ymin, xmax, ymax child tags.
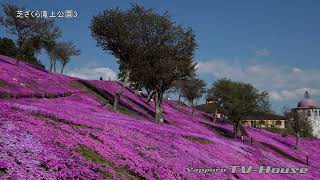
<box><xmin>0</xmin><ymin>55</ymin><xmax>319</xmax><ymax>180</ymax></box>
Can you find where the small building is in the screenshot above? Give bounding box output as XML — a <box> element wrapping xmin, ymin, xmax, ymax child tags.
<box><xmin>195</xmin><ymin>101</ymin><xmax>224</xmax><ymax>119</ymax></box>
<box><xmin>292</xmin><ymin>91</ymin><xmax>320</xmax><ymax>138</ymax></box>
<box><xmin>242</xmin><ymin>113</ymin><xmax>286</xmax><ymax>129</ymax></box>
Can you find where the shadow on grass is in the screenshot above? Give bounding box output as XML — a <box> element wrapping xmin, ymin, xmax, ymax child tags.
<box><xmin>32</xmin><ymin>112</ymin><xmax>102</xmax><ymax>131</ymax></box>
<box><xmin>239</xmin><ymin>125</ymin><xmax>248</xmax><ymax>136</ymax></box>
<box><xmin>126</xmin><ymin>96</ymin><xmax>155</xmax><ymax>117</ymax></box>
<box><xmin>271</xmin><ymin>137</ymin><xmax>294</xmax><ymax>148</ymax></box>
<box><xmin>258</xmin><ymin>141</ymin><xmax>306</xmax><ymax>165</ymax></box>
<box><xmin>76</xmin><ymin>80</ymin><xmax>114</xmax><ymax>105</ymax></box>
<box><xmin>0</xmin><ymin>79</ymin><xmax>15</xmax><ymax>88</ymax></box>
<box><xmin>200</xmin><ymin>122</ymin><xmax>234</xmax><ymax>139</ymax></box>
<box><xmin>77</xmin><ymin>80</ymin><xmax>150</xmax><ymax>121</ymax></box>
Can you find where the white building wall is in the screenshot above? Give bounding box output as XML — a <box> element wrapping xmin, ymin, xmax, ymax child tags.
<box><xmin>298</xmin><ymin>109</ymin><xmax>320</xmax><ymax>138</ymax></box>
<box><xmin>310</xmin><ymin>109</ymin><xmax>320</xmax><ymax>138</ymax></box>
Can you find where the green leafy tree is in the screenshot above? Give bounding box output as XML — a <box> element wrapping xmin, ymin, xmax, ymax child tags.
<box><xmin>90</xmin><ymin>5</ymin><xmax>141</xmax><ymax>111</ymax></box>
<box><xmin>20</xmin><ymin>46</ymin><xmax>45</xmax><ymax>68</ymax></box>
<box><xmin>0</xmin><ymin>37</ymin><xmax>44</xmax><ymax>68</ymax></box>
<box><xmin>207</xmin><ymin>78</ymin><xmax>271</xmax><ymax>139</ymax></box>
<box><xmin>0</xmin><ymin>37</ymin><xmax>17</xmax><ymax>56</ymax></box>
<box><xmin>171</xmin><ymin>80</ymin><xmax>186</xmax><ymax>107</ymax></box>
<box><xmin>91</xmin><ymin>4</ymin><xmax>197</xmax><ymax>118</ymax></box>
<box><xmin>125</xmin><ymin>6</ymin><xmax>197</xmax><ymax>123</ymax></box>
<box><xmin>0</xmin><ymin>3</ymin><xmax>50</xmax><ymax>65</ymax></box>
<box><xmin>180</xmin><ymin>77</ymin><xmax>206</xmax><ymax>114</ymax></box>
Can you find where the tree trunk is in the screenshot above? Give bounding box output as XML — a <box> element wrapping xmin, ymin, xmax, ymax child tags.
<box><xmin>205</xmin><ymin>101</ymin><xmax>208</xmax><ymax>113</ymax></box>
<box><xmin>113</xmin><ymin>94</ymin><xmax>119</xmax><ymax>111</ymax></box>
<box><xmin>155</xmin><ymin>91</ymin><xmax>164</xmax><ymax>123</ymax></box>
<box><xmin>50</xmin><ymin>62</ymin><xmax>53</xmax><ymax>72</ymax></box>
<box><xmin>191</xmin><ymin>101</ymin><xmax>195</xmax><ymax>115</ymax></box>
<box><xmin>53</xmin><ymin>60</ymin><xmax>57</xmax><ymax>72</ymax></box>
<box><xmin>48</xmin><ymin>54</ymin><xmax>54</xmax><ymax>72</ymax></box>
<box><xmin>176</xmin><ymin>94</ymin><xmax>181</xmax><ymax>108</ymax></box>
<box><xmin>146</xmin><ymin>89</ymin><xmax>151</xmax><ymax>97</ymax></box>
<box><xmin>295</xmin><ymin>132</ymin><xmax>299</xmax><ymax>149</ymax></box>
<box><xmin>147</xmin><ymin>90</ymin><xmax>156</xmax><ymax>103</ymax></box>
<box><xmin>160</xmin><ymin>98</ymin><xmax>163</xmax><ymax>121</ymax></box>
<box><xmin>234</xmin><ymin>120</ymin><xmax>240</xmax><ymax>139</ymax></box>
<box><xmin>15</xmin><ymin>49</ymin><xmax>21</xmax><ymax>65</ymax></box>
<box><xmin>214</xmin><ymin>109</ymin><xmax>217</xmax><ymax>123</ymax></box>
<box><xmin>113</xmin><ymin>71</ymin><xmax>129</xmax><ymax>111</ymax></box>
<box><xmin>61</xmin><ymin>64</ymin><xmax>65</xmax><ymax>74</ymax></box>
<box><xmin>16</xmin><ymin>40</ymin><xmax>23</xmax><ymax>66</ymax></box>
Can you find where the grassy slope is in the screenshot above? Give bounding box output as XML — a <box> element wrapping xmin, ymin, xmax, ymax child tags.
<box><xmin>0</xmin><ymin>55</ymin><xmax>319</xmax><ymax>180</ymax></box>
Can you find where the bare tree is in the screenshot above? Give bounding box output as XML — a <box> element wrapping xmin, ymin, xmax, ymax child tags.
<box><xmin>283</xmin><ymin>106</ymin><xmax>313</xmax><ymax>149</ymax></box>
<box><xmin>53</xmin><ymin>41</ymin><xmax>80</xmax><ymax>74</ymax></box>
<box><xmin>39</xmin><ymin>20</ymin><xmax>62</xmax><ymax>72</ymax></box>
<box><xmin>171</xmin><ymin>80</ymin><xmax>185</xmax><ymax>107</ymax></box>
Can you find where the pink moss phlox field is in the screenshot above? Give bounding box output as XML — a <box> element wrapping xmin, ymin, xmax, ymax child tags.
<box><xmin>0</xmin><ymin>55</ymin><xmax>319</xmax><ymax>179</ymax></box>
<box><xmin>0</xmin><ymin>55</ymin><xmax>76</xmax><ymax>98</ymax></box>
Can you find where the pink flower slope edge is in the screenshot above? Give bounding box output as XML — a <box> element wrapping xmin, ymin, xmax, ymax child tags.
<box><xmin>0</xmin><ymin>55</ymin><xmax>319</xmax><ymax>180</ymax></box>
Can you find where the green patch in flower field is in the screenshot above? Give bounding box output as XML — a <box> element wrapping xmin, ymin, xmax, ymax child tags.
<box><xmin>43</xmin><ymin>92</ymin><xmax>72</xmax><ymax>99</ymax></box>
<box><xmin>88</xmin><ymin>88</ymin><xmax>108</xmax><ymax>104</ymax></box>
<box><xmin>91</xmin><ymin>167</ymin><xmax>112</xmax><ymax>179</ymax></box>
<box><xmin>55</xmin><ymin>141</ymin><xmax>66</xmax><ymax>148</ymax></box>
<box><xmin>74</xmin><ymin>80</ymin><xmax>113</xmax><ymax>105</ymax></box>
<box><xmin>0</xmin><ymin>92</ymin><xmax>13</xmax><ymax>99</ymax></box>
<box><xmin>183</xmin><ymin>135</ymin><xmax>212</xmax><ymax>144</ymax></box>
<box><xmin>73</xmin><ymin>124</ymin><xmax>87</xmax><ymax>129</ymax></box>
<box><xmin>38</xmin><ymin>162</ymin><xmax>49</xmax><ymax>171</ymax></box>
<box><xmin>0</xmin><ymin>168</ymin><xmax>7</xmax><ymax>176</ymax></box>
<box><xmin>0</xmin><ymin>79</ymin><xmax>15</xmax><ymax>88</ymax></box>
<box><xmin>101</xmin><ymin>170</ymin><xmax>112</xmax><ymax>179</ymax></box>
<box><xmin>106</xmin><ymin>103</ymin><xmax>143</xmax><ymax>119</ymax></box>
<box><xmin>0</xmin><ymin>80</ymin><xmax>7</xmax><ymax>87</ymax></box>
<box><xmin>69</xmin><ymin>80</ymin><xmax>107</xmax><ymax>103</ymax></box>
<box><xmin>104</xmin><ymin>103</ymin><xmax>113</xmax><ymax>109</ymax></box>
<box><xmin>76</xmin><ymin>144</ymin><xmax>146</xmax><ymax>179</ymax></box>
<box><xmin>71</xmin><ymin>80</ymin><xmax>144</xmax><ymax>120</ymax></box>
<box><xmin>152</xmin><ymin>169</ymin><xmax>160</xmax><ymax>180</ymax></box>
<box><xmin>89</xmin><ymin>133</ymin><xmax>104</xmax><ymax>143</ymax></box>
<box><xmin>76</xmin><ymin>144</ymin><xmax>107</xmax><ymax>164</ymax></box>
<box><xmin>201</xmin><ymin>122</ymin><xmax>234</xmax><ymax>139</ymax></box>
<box><xmin>118</xmin><ymin>105</ymin><xmax>141</xmax><ymax>118</ymax></box>
<box><xmin>32</xmin><ymin>112</ymin><xmax>102</xmax><ymax>131</ymax></box>
<box><xmin>73</xmin><ymin>123</ymin><xmax>103</xmax><ymax>131</ymax></box>
<box><xmin>32</xmin><ymin>113</ymin><xmax>65</xmax><ymax>126</ymax></box>
<box><xmin>125</xmin><ymin>97</ymin><xmax>155</xmax><ymax>117</ymax></box>
<box><xmin>113</xmin><ymin>164</ymin><xmax>146</xmax><ymax>180</ymax></box>
<box><xmin>68</xmin><ymin>80</ymin><xmax>86</xmax><ymax>90</ymax></box>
